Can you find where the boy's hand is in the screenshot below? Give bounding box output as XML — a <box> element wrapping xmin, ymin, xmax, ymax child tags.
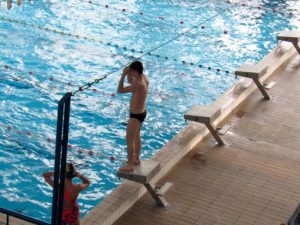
<box><xmin>122</xmin><ymin>66</ymin><xmax>130</xmax><ymax>76</ymax></box>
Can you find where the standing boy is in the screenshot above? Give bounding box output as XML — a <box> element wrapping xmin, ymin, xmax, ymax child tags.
<box><xmin>117</xmin><ymin>61</ymin><xmax>149</xmax><ymax>171</ymax></box>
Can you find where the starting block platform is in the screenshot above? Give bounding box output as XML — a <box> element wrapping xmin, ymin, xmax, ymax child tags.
<box><xmin>235</xmin><ymin>64</ymin><xmax>270</xmax><ymax>100</ymax></box>
<box><xmin>277</xmin><ymin>30</ymin><xmax>300</xmax><ymax>55</ymax></box>
<box><xmin>117</xmin><ymin>160</ymin><xmax>172</xmax><ymax>207</ymax></box>
<box><xmin>184</xmin><ymin>104</ymin><xmax>226</xmax><ymax>146</ymax></box>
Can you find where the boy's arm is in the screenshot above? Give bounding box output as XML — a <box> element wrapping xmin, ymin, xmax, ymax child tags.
<box><xmin>117</xmin><ymin>67</ymin><xmax>140</xmax><ymax>93</ymax></box>
<box><xmin>118</xmin><ymin>82</ymin><xmax>140</xmax><ymax>93</ymax></box>
<box><xmin>117</xmin><ymin>73</ymin><xmax>127</xmax><ymax>93</ymax></box>
<box><xmin>117</xmin><ymin>67</ymin><xmax>128</xmax><ymax>93</ymax></box>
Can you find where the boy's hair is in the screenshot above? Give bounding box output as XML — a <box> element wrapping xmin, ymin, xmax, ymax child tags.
<box><xmin>65</xmin><ymin>163</ymin><xmax>76</xmax><ymax>179</ymax></box>
<box><xmin>129</xmin><ymin>61</ymin><xmax>143</xmax><ymax>75</ymax></box>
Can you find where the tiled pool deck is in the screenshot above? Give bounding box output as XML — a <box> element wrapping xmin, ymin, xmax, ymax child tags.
<box><xmin>1</xmin><ymin>40</ymin><xmax>300</xmax><ymax>225</ymax></box>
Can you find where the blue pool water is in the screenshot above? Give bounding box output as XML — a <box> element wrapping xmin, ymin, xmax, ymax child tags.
<box><xmin>0</xmin><ymin>0</ymin><xmax>299</xmax><ymax>222</ymax></box>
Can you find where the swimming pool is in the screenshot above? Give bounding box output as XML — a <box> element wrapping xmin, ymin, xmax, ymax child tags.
<box><xmin>0</xmin><ymin>0</ymin><xmax>299</xmax><ymax>222</ymax></box>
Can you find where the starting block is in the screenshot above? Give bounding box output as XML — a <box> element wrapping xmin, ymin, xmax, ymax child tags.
<box><xmin>184</xmin><ymin>104</ymin><xmax>226</xmax><ymax>146</ymax></box>
<box><xmin>235</xmin><ymin>64</ymin><xmax>270</xmax><ymax>100</ymax></box>
<box><xmin>277</xmin><ymin>30</ymin><xmax>300</xmax><ymax>55</ymax></box>
<box><xmin>117</xmin><ymin>160</ymin><xmax>172</xmax><ymax>207</ymax></box>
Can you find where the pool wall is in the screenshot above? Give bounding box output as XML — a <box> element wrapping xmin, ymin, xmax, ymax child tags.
<box><xmin>81</xmin><ymin>40</ymin><xmax>298</xmax><ymax>225</ymax></box>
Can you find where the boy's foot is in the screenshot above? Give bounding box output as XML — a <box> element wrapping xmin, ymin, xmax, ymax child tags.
<box><xmin>133</xmin><ymin>160</ymin><xmax>141</xmax><ymax>166</ymax></box>
<box><xmin>118</xmin><ymin>164</ymin><xmax>134</xmax><ymax>172</ymax></box>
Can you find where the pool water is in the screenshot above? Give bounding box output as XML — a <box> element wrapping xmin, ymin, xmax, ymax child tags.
<box><xmin>0</xmin><ymin>0</ymin><xmax>299</xmax><ymax>222</ymax></box>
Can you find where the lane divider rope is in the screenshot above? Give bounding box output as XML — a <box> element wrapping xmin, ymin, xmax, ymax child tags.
<box><xmin>0</xmin><ymin>15</ymin><xmax>233</xmax><ymax>75</ymax></box>
<box><xmin>0</xmin><ymin>122</ymin><xmax>125</xmax><ymax>162</ymax></box>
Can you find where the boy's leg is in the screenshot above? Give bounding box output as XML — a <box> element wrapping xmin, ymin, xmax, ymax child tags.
<box><xmin>119</xmin><ymin>118</ymin><xmax>140</xmax><ymax>171</ymax></box>
<box><xmin>133</xmin><ymin>123</ymin><xmax>142</xmax><ymax>165</ymax></box>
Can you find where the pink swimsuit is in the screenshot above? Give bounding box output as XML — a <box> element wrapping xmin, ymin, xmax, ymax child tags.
<box><xmin>62</xmin><ymin>190</ymin><xmax>80</xmax><ymax>224</ymax></box>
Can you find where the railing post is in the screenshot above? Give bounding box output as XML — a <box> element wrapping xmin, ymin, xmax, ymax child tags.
<box><xmin>51</xmin><ymin>92</ymin><xmax>72</xmax><ymax>225</ymax></box>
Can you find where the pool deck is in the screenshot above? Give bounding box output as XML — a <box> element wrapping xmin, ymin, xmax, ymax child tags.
<box><xmin>111</xmin><ymin>52</ymin><xmax>300</xmax><ymax>224</ymax></box>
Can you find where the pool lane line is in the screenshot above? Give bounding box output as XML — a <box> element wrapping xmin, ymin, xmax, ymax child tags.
<box><xmin>0</xmin><ymin>15</ymin><xmax>234</xmax><ymax>75</ymax></box>
<box><xmin>0</xmin><ymin>0</ymin><xmax>248</xmax><ymax>96</ymax></box>
<box><xmin>84</xmin><ymin>0</ymin><xmax>294</xmax><ymax>43</ymax></box>
<box><xmin>2</xmin><ymin>0</ymin><xmax>241</xmax><ymax>94</ymax></box>
<box><xmin>1</xmin><ymin>64</ymin><xmax>118</xmax><ymax>97</ymax></box>
<box><xmin>1</xmin><ymin>63</ymin><xmax>196</xmax><ymax>106</ymax></box>
<box><xmin>123</xmin><ymin>51</ymin><xmax>233</xmax><ymax>74</ymax></box>
<box><xmin>0</xmin><ymin>122</ymin><xmax>125</xmax><ymax>163</ymax></box>
<box><xmin>86</xmin><ymin>1</ymin><xmax>187</xmax><ymax>35</ymax></box>
<box><xmin>86</xmin><ymin>1</ymin><xmax>190</xmax><ymax>28</ymax></box>
<box><xmin>73</xmin><ymin>0</ymin><xmax>245</xmax><ymax>95</ymax></box>
<box><xmin>85</xmin><ymin>1</ymin><xmax>294</xmax><ymax>29</ymax></box>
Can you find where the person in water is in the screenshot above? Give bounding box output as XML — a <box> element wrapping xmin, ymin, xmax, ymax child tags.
<box><xmin>117</xmin><ymin>61</ymin><xmax>149</xmax><ymax>171</ymax></box>
<box><xmin>43</xmin><ymin>163</ymin><xmax>90</xmax><ymax>225</ymax></box>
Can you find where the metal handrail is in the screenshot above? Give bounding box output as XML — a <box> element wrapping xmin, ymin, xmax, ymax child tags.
<box><xmin>0</xmin><ymin>207</ymin><xmax>49</xmax><ymax>225</ymax></box>
<box><xmin>51</xmin><ymin>92</ymin><xmax>72</xmax><ymax>225</ymax></box>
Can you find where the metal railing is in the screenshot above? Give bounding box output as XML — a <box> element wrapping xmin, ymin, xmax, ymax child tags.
<box><xmin>0</xmin><ymin>208</ymin><xmax>49</xmax><ymax>225</ymax></box>
<box><xmin>51</xmin><ymin>92</ymin><xmax>72</xmax><ymax>225</ymax></box>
